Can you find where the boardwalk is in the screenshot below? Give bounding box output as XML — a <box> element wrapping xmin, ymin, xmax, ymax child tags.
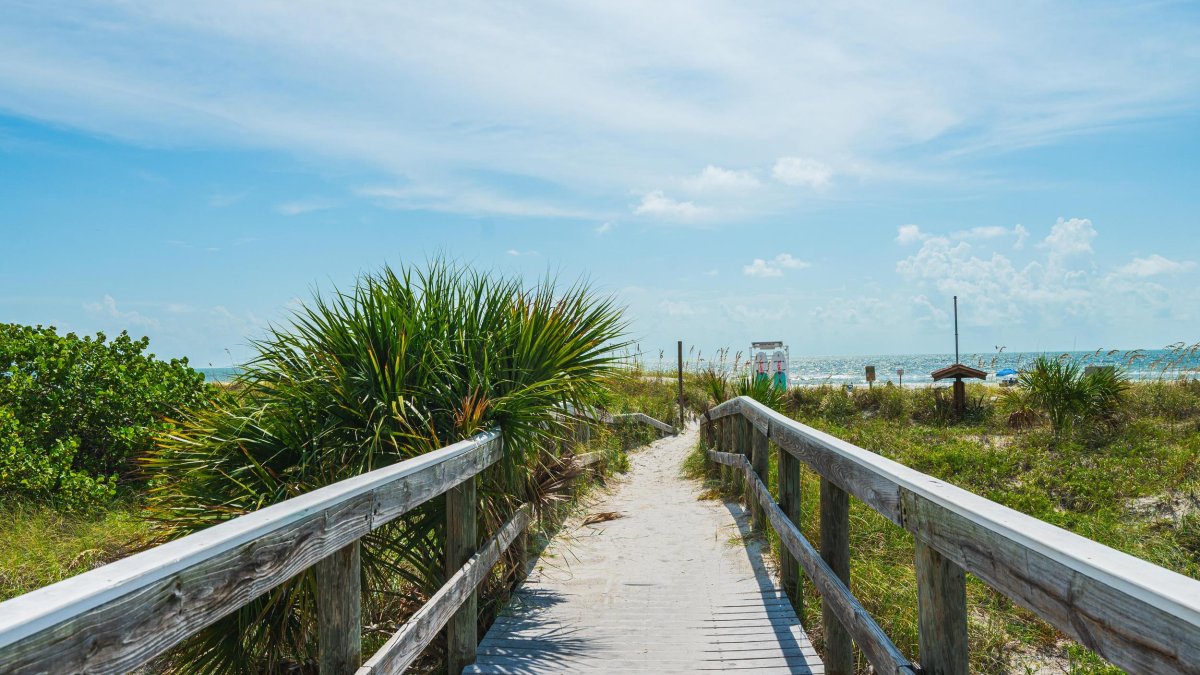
<box><xmin>467</xmin><ymin>424</ymin><xmax>823</xmax><ymax>674</ymax></box>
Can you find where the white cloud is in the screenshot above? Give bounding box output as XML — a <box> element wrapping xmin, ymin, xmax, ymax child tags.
<box><xmin>634</xmin><ymin>190</ymin><xmax>707</xmax><ymax>220</ymax></box>
<box><xmin>276</xmin><ymin>198</ymin><xmax>336</xmax><ymax>216</ymax></box>
<box><xmin>743</xmin><ymin>253</ymin><xmax>810</xmax><ymax>278</ymax></box>
<box><xmin>896</xmin><ymin>224</ymin><xmax>926</xmax><ymax>245</ymax></box>
<box><xmin>952</xmin><ymin>226</ymin><xmax>1008</xmax><ymax>240</ymax></box>
<box><xmin>595</xmin><ymin>222</ymin><xmax>613</xmax><ymax>235</ymax></box>
<box><xmin>1118</xmin><ymin>254</ymin><xmax>1196</xmax><ymax>277</ymax></box>
<box><xmin>682</xmin><ymin>165</ymin><xmax>760</xmax><ymax>192</ymax></box>
<box><xmin>83</xmin><ymin>295</ymin><xmax>159</xmax><ymax>328</ymax></box>
<box><xmin>704</xmin><ymin>269</ymin><xmax>719</xmax><ymax>277</ymax></box>
<box><xmin>506</xmin><ymin>249</ymin><xmax>539</xmax><ymax>257</ymax></box>
<box><xmin>357</xmin><ymin>185</ymin><xmax>591</xmax><ymax>219</ymax></box>
<box><xmin>2</xmin><ymin>5</ymin><xmax>1198</xmax><ymax>219</ymax></box>
<box><xmin>1014</xmin><ymin>224</ymin><xmax>1030</xmax><ymax>249</ymax></box>
<box><xmin>892</xmin><ymin>217</ymin><xmax>1199</xmax><ymax>331</ymax></box>
<box><xmin>771</xmin><ymin>157</ymin><xmax>833</xmax><ymax>189</ymax></box>
<box><xmin>1039</xmin><ymin>217</ymin><xmax>1097</xmax><ymax>264</ymax></box>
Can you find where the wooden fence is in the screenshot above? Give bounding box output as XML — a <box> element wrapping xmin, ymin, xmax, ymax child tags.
<box><xmin>0</xmin><ymin>405</ymin><xmax>660</xmax><ymax>675</ymax></box>
<box><xmin>704</xmin><ymin>395</ymin><xmax>1200</xmax><ymax>675</ymax></box>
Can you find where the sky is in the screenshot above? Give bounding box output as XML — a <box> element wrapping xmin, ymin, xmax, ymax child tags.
<box><xmin>2</xmin><ymin>1</ymin><xmax>1200</xmax><ymax>366</ymax></box>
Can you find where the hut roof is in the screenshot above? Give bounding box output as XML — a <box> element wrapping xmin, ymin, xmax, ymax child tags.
<box><xmin>931</xmin><ymin>363</ymin><xmax>987</xmax><ymax>381</ymax></box>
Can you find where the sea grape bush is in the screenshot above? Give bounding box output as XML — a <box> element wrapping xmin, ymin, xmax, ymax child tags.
<box><xmin>0</xmin><ymin>323</ymin><xmax>207</xmax><ymax>507</ymax></box>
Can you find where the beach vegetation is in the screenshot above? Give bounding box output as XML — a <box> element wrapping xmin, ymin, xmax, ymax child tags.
<box><xmin>0</xmin><ymin>324</ymin><xmax>207</xmax><ymax>508</ymax></box>
<box><xmin>140</xmin><ymin>261</ymin><xmax>627</xmax><ymax>674</ymax></box>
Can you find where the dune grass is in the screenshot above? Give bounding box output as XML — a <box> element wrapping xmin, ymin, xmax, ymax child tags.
<box><xmin>0</xmin><ymin>497</ymin><xmax>152</xmax><ymax>602</ymax></box>
<box><xmin>686</xmin><ymin>377</ymin><xmax>1200</xmax><ymax>674</ymax></box>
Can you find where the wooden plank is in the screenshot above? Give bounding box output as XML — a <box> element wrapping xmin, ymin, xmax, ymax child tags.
<box><xmin>901</xmin><ymin>488</ymin><xmax>1200</xmax><ymax>673</ymax></box>
<box><xmin>744</xmin><ymin>467</ymin><xmax>916</xmax><ymax>675</ymax></box>
<box><xmin>750</xmin><ymin>423</ymin><xmax>769</xmax><ymax>534</ymax></box>
<box><xmin>0</xmin><ymin>430</ymin><xmax>503</xmax><ymax>675</ymax></box>
<box><xmin>446</xmin><ymin>477</ymin><xmax>479</xmax><ymax>674</ymax></box>
<box><xmin>915</xmin><ymin>540</ymin><xmax>968</xmax><ymax>675</ymax></box>
<box><xmin>778</xmin><ymin>445</ymin><xmax>803</xmax><ymax>616</ymax></box>
<box><xmin>317</xmin><ymin>541</ymin><xmax>362</xmax><ymax>675</ymax></box>
<box><xmin>820</xmin><ymin>478</ymin><xmax>853</xmax><ymax>675</ymax></box>
<box><xmin>358</xmin><ymin>505</ymin><xmax>532</xmax><ymax>675</ymax></box>
<box><xmin>712</xmin><ymin>397</ymin><xmax>1200</xmax><ymax>674</ymax></box>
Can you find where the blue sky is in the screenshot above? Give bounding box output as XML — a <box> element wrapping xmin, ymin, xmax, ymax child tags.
<box><xmin>2</xmin><ymin>2</ymin><xmax>1200</xmax><ymax>365</ymax></box>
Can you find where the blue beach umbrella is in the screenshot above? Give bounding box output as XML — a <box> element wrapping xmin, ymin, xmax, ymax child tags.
<box><xmin>996</xmin><ymin>368</ymin><xmax>1018</xmax><ymax>377</ymax></box>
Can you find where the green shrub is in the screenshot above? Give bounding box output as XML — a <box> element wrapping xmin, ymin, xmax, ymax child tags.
<box><xmin>0</xmin><ymin>408</ymin><xmax>116</xmax><ymax>509</ymax></box>
<box><xmin>1020</xmin><ymin>356</ymin><xmax>1129</xmax><ymax>435</ymax></box>
<box><xmin>0</xmin><ymin>324</ymin><xmax>205</xmax><ymax>504</ymax></box>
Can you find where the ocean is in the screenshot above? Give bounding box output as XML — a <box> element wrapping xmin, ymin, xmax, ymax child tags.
<box><xmin>198</xmin><ymin>347</ymin><xmax>1200</xmax><ymax>386</ymax></box>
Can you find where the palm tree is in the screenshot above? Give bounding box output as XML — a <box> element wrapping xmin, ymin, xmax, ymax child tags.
<box><xmin>142</xmin><ymin>261</ymin><xmax>628</xmax><ymax>673</ymax></box>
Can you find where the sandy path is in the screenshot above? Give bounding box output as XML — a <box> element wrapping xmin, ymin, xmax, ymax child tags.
<box><xmin>466</xmin><ymin>424</ymin><xmax>822</xmax><ymax>674</ymax></box>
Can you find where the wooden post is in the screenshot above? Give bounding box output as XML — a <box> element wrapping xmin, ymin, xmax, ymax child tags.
<box><xmin>750</xmin><ymin>423</ymin><xmax>769</xmax><ymax>534</ymax></box>
<box><xmin>953</xmin><ymin>379</ymin><xmax>965</xmax><ymax>418</ymax></box>
<box><xmin>778</xmin><ymin>446</ymin><xmax>803</xmax><ymax>616</ymax></box>
<box><xmin>445</xmin><ymin>477</ymin><xmax>478</xmax><ymax>673</ymax></box>
<box><xmin>734</xmin><ymin>416</ymin><xmax>749</xmax><ymax>498</ymax></box>
<box><xmin>722</xmin><ymin>416</ymin><xmax>735</xmax><ymax>492</ymax></box>
<box><xmin>916</xmin><ymin>541</ymin><xmax>969</xmax><ymax>675</ymax></box>
<box><xmin>820</xmin><ymin>478</ymin><xmax>853</xmax><ymax>674</ymax></box>
<box><xmin>316</xmin><ymin>541</ymin><xmax>362</xmax><ymax>675</ymax></box>
<box><xmin>677</xmin><ymin>340</ymin><xmax>685</xmax><ymax>431</ymax></box>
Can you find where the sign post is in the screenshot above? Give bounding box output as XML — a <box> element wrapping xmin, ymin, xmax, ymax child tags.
<box><xmin>897</xmin><ymin>368</ymin><xmax>905</xmax><ymax>387</ymax></box>
<box><xmin>865</xmin><ymin>365</ymin><xmax>876</xmax><ymax>389</ymax></box>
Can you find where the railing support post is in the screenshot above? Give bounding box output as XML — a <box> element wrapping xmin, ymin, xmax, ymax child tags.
<box><xmin>778</xmin><ymin>445</ymin><xmax>803</xmax><ymax>616</ymax></box>
<box><xmin>734</xmin><ymin>416</ymin><xmax>748</xmax><ymax>498</ymax></box>
<box><xmin>916</xmin><ymin>540</ymin><xmax>969</xmax><ymax>675</ymax></box>
<box><xmin>750</xmin><ymin>423</ymin><xmax>769</xmax><ymax>534</ymax></box>
<box><xmin>446</xmin><ymin>476</ymin><xmax>478</xmax><ymax>673</ymax></box>
<box><xmin>721</xmin><ymin>416</ymin><xmax>734</xmax><ymax>492</ymax></box>
<box><xmin>820</xmin><ymin>478</ymin><xmax>853</xmax><ymax>674</ymax></box>
<box><xmin>316</xmin><ymin>540</ymin><xmax>361</xmax><ymax>675</ymax></box>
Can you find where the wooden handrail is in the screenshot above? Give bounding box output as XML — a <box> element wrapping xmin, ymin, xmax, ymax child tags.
<box><xmin>0</xmin><ymin>430</ymin><xmax>503</xmax><ymax>674</ymax></box>
<box><xmin>706</xmin><ymin>396</ymin><xmax>1200</xmax><ymax>674</ymax></box>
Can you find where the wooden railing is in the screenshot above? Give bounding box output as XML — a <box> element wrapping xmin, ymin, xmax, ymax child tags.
<box><xmin>704</xmin><ymin>396</ymin><xmax>1200</xmax><ymax>675</ymax></box>
<box><xmin>0</xmin><ymin>413</ymin><xmax>622</xmax><ymax>675</ymax></box>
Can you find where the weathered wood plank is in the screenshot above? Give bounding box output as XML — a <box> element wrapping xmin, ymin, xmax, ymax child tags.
<box><xmin>900</xmin><ymin>488</ymin><xmax>1200</xmax><ymax>673</ymax></box>
<box><xmin>820</xmin><ymin>478</ymin><xmax>854</xmax><ymax>675</ymax></box>
<box><xmin>778</xmin><ymin>444</ymin><xmax>803</xmax><ymax>616</ymax></box>
<box><xmin>744</xmin><ymin>466</ymin><xmax>916</xmax><ymax>675</ymax></box>
<box><xmin>750</xmin><ymin>423</ymin><xmax>769</xmax><ymax>534</ymax></box>
<box><xmin>317</xmin><ymin>541</ymin><xmax>363</xmax><ymax>675</ymax></box>
<box><xmin>446</xmin><ymin>477</ymin><xmax>479</xmax><ymax>674</ymax></box>
<box><xmin>713</xmin><ymin>397</ymin><xmax>1200</xmax><ymax>674</ymax></box>
<box><xmin>0</xmin><ymin>430</ymin><xmax>502</xmax><ymax>675</ymax></box>
<box><xmin>915</xmin><ymin>540</ymin><xmax>967</xmax><ymax>675</ymax></box>
<box><xmin>357</xmin><ymin>505</ymin><xmax>532</xmax><ymax>675</ymax></box>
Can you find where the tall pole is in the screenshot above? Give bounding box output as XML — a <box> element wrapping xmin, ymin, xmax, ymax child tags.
<box><xmin>676</xmin><ymin>340</ymin><xmax>684</xmax><ymax>431</ymax></box>
<box><xmin>953</xmin><ymin>295</ymin><xmax>960</xmax><ymax>364</ymax></box>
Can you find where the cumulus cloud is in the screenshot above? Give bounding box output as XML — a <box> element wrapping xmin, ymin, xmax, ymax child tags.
<box><xmin>83</xmin><ymin>295</ymin><xmax>159</xmax><ymax>328</ymax></box>
<box><xmin>682</xmin><ymin>165</ymin><xmax>760</xmax><ymax>192</ymax></box>
<box><xmin>771</xmin><ymin>157</ymin><xmax>833</xmax><ymax>189</ymax></box>
<box><xmin>634</xmin><ymin>190</ymin><xmax>707</xmax><ymax>220</ymax></box>
<box><xmin>896</xmin><ymin>224</ymin><xmax>926</xmax><ymax>245</ymax></box>
<box><xmin>1118</xmin><ymin>254</ymin><xmax>1196</xmax><ymax>277</ymax></box>
<box><xmin>743</xmin><ymin>253</ymin><xmax>810</xmax><ymax>278</ymax></box>
<box><xmin>595</xmin><ymin>222</ymin><xmax>613</xmax><ymax>235</ymax></box>
<box><xmin>1040</xmin><ymin>217</ymin><xmax>1097</xmax><ymax>264</ymax></box>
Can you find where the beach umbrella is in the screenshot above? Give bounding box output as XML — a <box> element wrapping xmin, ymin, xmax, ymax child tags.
<box><xmin>996</xmin><ymin>368</ymin><xmax>1018</xmax><ymax>377</ymax></box>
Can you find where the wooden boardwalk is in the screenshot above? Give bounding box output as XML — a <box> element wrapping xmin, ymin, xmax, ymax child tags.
<box><xmin>467</xmin><ymin>425</ymin><xmax>823</xmax><ymax>674</ymax></box>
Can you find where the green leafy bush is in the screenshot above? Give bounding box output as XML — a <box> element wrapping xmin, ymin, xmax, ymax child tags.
<box><xmin>0</xmin><ymin>324</ymin><xmax>206</xmax><ymax>506</ymax></box>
